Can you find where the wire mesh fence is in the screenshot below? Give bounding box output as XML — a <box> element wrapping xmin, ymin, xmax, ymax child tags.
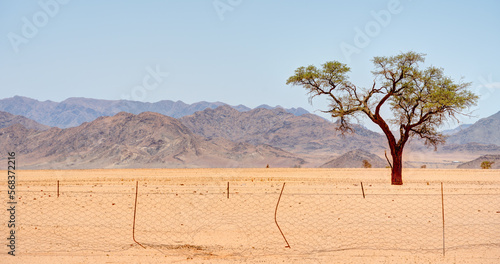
<box><xmin>2</xmin><ymin>178</ymin><xmax>500</xmax><ymax>256</ymax></box>
<box><xmin>13</xmin><ymin>182</ymin><xmax>135</xmax><ymax>253</ymax></box>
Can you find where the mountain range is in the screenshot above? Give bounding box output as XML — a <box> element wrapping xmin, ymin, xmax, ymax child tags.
<box><xmin>0</xmin><ymin>111</ymin><xmax>49</xmax><ymax>131</ymax></box>
<box><xmin>0</xmin><ymin>96</ymin><xmax>309</xmax><ymax>129</ymax></box>
<box><xmin>0</xmin><ymin>96</ymin><xmax>499</xmax><ymax>169</ymax></box>
<box><xmin>179</xmin><ymin>105</ymin><xmax>386</xmax><ymax>158</ymax></box>
<box><xmin>0</xmin><ymin>111</ymin><xmax>305</xmax><ymax>169</ymax></box>
<box><xmin>442</xmin><ymin>124</ymin><xmax>472</xmax><ymax>135</ymax></box>
<box><xmin>446</xmin><ymin>111</ymin><xmax>500</xmax><ymax>146</ymax></box>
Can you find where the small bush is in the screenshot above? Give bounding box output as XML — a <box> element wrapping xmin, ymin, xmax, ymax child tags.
<box><xmin>421</xmin><ymin>165</ymin><xmax>427</xmax><ymax>169</ymax></box>
<box><xmin>362</xmin><ymin>160</ymin><xmax>372</xmax><ymax>168</ymax></box>
<box><xmin>481</xmin><ymin>161</ymin><xmax>494</xmax><ymax>169</ymax></box>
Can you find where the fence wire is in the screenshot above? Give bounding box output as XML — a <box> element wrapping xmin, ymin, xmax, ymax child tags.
<box><xmin>2</xmin><ymin>180</ymin><xmax>499</xmax><ymax>256</ymax></box>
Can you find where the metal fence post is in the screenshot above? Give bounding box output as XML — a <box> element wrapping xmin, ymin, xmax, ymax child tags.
<box><xmin>133</xmin><ymin>181</ymin><xmax>146</xmax><ymax>249</ymax></box>
<box><xmin>275</xmin><ymin>182</ymin><xmax>291</xmax><ymax>248</ymax></box>
<box><xmin>441</xmin><ymin>182</ymin><xmax>445</xmax><ymax>256</ymax></box>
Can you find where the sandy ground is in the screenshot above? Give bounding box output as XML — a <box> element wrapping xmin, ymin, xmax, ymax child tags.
<box><xmin>1</xmin><ymin>168</ymin><xmax>500</xmax><ymax>263</ymax></box>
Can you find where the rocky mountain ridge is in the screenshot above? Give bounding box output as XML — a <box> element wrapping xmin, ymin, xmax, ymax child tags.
<box><xmin>1</xmin><ymin>96</ymin><xmax>499</xmax><ymax>169</ymax></box>
<box><xmin>180</xmin><ymin>105</ymin><xmax>387</xmax><ymax>157</ymax></box>
<box><xmin>0</xmin><ymin>111</ymin><xmax>50</xmax><ymax>131</ymax></box>
<box><xmin>446</xmin><ymin>111</ymin><xmax>500</xmax><ymax>146</ymax></box>
<box><xmin>0</xmin><ymin>96</ymin><xmax>309</xmax><ymax>128</ymax></box>
<box><xmin>0</xmin><ymin>111</ymin><xmax>304</xmax><ymax>169</ymax></box>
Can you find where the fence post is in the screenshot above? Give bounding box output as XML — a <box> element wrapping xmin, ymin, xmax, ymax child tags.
<box><xmin>133</xmin><ymin>181</ymin><xmax>146</xmax><ymax>249</ymax></box>
<box><xmin>360</xmin><ymin>182</ymin><xmax>365</xmax><ymax>199</ymax></box>
<box><xmin>275</xmin><ymin>182</ymin><xmax>290</xmax><ymax>248</ymax></box>
<box><xmin>441</xmin><ymin>182</ymin><xmax>445</xmax><ymax>256</ymax></box>
<box><xmin>227</xmin><ymin>182</ymin><xmax>230</xmax><ymax>199</ymax></box>
<box><xmin>57</xmin><ymin>180</ymin><xmax>60</xmax><ymax>198</ymax></box>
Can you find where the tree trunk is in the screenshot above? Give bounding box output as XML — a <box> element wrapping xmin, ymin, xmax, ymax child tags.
<box><xmin>391</xmin><ymin>150</ymin><xmax>403</xmax><ymax>185</ymax></box>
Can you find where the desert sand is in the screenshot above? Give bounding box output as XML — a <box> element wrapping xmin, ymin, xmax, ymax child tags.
<box><xmin>2</xmin><ymin>168</ymin><xmax>499</xmax><ymax>263</ymax></box>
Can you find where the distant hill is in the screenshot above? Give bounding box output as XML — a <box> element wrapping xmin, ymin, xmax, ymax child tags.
<box><xmin>442</xmin><ymin>124</ymin><xmax>472</xmax><ymax>135</ymax></box>
<box><xmin>457</xmin><ymin>154</ymin><xmax>500</xmax><ymax>169</ymax></box>
<box><xmin>179</xmin><ymin>105</ymin><xmax>387</xmax><ymax>157</ymax></box>
<box><xmin>446</xmin><ymin>111</ymin><xmax>500</xmax><ymax>146</ymax></box>
<box><xmin>440</xmin><ymin>142</ymin><xmax>500</xmax><ymax>154</ymax></box>
<box><xmin>0</xmin><ymin>111</ymin><xmax>50</xmax><ymax>130</ymax></box>
<box><xmin>0</xmin><ymin>96</ymin><xmax>309</xmax><ymax>128</ymax></box>
<box><xmin>0</xmin><ymin>112</ymin><xmax>304</xmax><ymax>169</ymax></box>
<box><xmin>406</xmin><ymin>111</ymin><xmax>500</xmax><ymax>157</ymax></box>
<box><xmin>320</xmin><ymin>149</ymin><xmax>387</xmax><ymax>168</ymax></box>
<box><xmin>255</xmin><ymin>104</ymin><xmax>309</xmax><ymax>116</ymax></box>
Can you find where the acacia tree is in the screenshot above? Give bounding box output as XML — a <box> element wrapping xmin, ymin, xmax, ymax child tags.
<box><xmin>287</xmin><ymin>52</ymin><xmax>478</xmax><ymax>185</ymax></box>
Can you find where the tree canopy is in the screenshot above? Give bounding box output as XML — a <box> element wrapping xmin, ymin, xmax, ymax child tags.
<box><xmin>287</xmin><ymin>51</ymin><xmax>478</xmax><ymax>185</ymax></box>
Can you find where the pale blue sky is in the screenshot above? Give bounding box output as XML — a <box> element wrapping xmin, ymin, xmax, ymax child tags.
<box><xmin>1</xmin><ymin>0</ymin><xmax>499</xmax><ymax>131</ymax></box>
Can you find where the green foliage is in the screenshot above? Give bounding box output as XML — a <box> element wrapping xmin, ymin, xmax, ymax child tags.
<box><xmin>286</xmin><ymin>51</ymin><xmax>478</xmax><ymax>150</ymax></box>
<box><xmin>481</xmin><ymin>161</ymin><xmax>494</xmax><ymax>169</ymax></box>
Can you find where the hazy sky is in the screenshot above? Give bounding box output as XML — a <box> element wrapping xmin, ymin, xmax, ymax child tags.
<box><xmin>1</xmin><ymin>0</ymin><xmax>499</xmax><ymax>131</ymax></box>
